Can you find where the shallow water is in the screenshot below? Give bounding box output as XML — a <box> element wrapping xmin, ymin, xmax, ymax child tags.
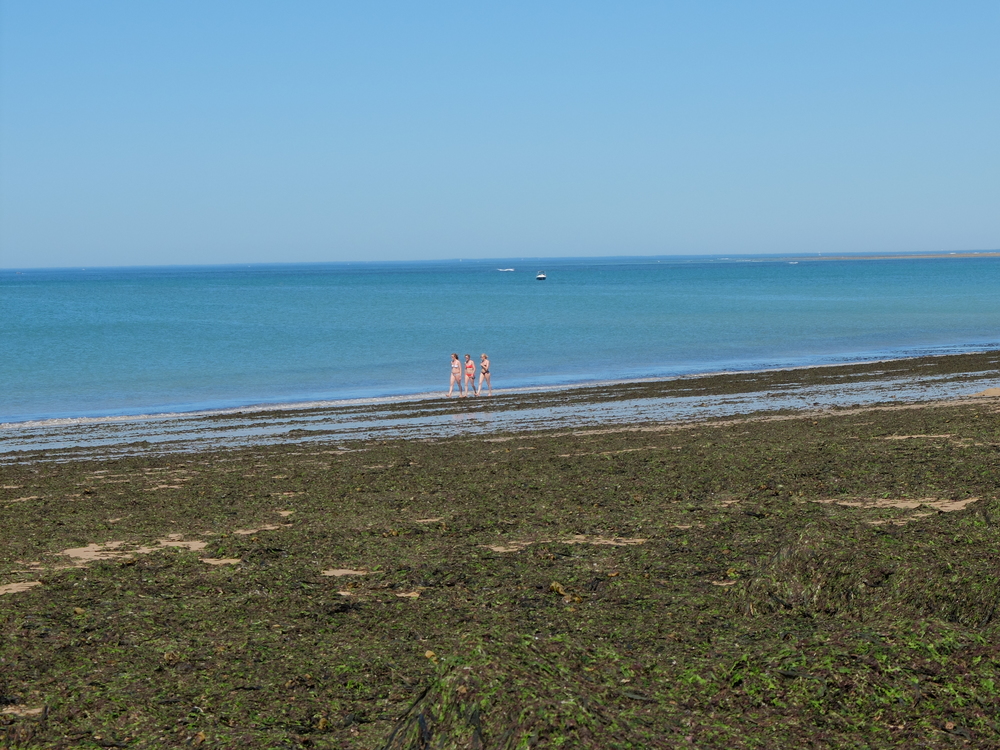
<box><xmin>4</xmin><ymin>360</ymin><xmax>997</xmax><ymax>461</ymax></box>
<box><xmin>4</xmin><ymin>254</ymin><xmax>1000</xmax><ymax>423</ymax></box>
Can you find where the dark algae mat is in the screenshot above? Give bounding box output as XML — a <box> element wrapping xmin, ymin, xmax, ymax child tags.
<box><xmin>4</xmin><ymin>394</ymin><xmax>1000</xmax><ymax>747</ymax></box>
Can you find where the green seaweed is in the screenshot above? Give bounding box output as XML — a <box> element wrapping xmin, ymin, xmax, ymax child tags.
<box><xmin>4</xmin><ymin>374</ymin><xmax>1000</xmax><ymax>747</ymax></box>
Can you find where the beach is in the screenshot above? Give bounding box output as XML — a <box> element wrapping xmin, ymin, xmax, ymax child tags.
<box><xmin>4</xmin><ymin>353</ymin><xmax>1000</xmax><ymax>747</ymax></box>
<box><xmin>6</xmin><ymin>1</ymin><xmax>999</xmax><ymax>744</ymax></box>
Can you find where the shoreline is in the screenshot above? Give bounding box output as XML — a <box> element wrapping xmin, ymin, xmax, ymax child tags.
<box><xmin>6</xmin><ymin>347</ymin><xmax>1000</xmax><ymax>429</ymax></box>
<box><xmin>4</xmin><ymin>349</ymin><xmax>1000</xmax><ymax>461</ymax></box>
<box><xmin>6</xmin><ymin>343</ymin><xmax>1000</xmax><ymax>429</ymax></box>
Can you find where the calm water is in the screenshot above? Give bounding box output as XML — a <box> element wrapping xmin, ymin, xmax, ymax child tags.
<box><xmin>2</xmin><ymin>255</ymin><xmax>999</xmax><ymax>423</ymax></box>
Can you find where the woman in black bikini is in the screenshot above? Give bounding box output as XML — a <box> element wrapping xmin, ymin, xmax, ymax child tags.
<box><xmin>477</xmin><ymin>353</ymin><xmax>491</xmax><ymax>396</ymax></box>
<box><xmin>448</xmin><ymin>353</ymin><xmax>463</xmax><ymax>397</ymax></box>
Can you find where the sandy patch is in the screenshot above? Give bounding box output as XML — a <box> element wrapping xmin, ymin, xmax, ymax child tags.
<box><xmin>322</xmin><ymin>569</ymin><xmax>368</xmax><ymax>577</ymax></box>
<box><xmin>60</xmin><ymin>536</ymin><xmax>210</xmax><ymax>565</ymax></box>
<box><xmin>483</xmin><ymin>535</ymin><xmax>647</xmax><ymax>553</ymax></box>
<box><xmin>975</xmin><ymin>388</ymin><xmax>1000</xmax><ymax>397</ymax></box>
<box><xmin>8</xmin><ymin>496</ymin><xmax>41</xmax><ymax>503</ymax></box>
<box><xmin>0</xmin><ymin>706</ymin><xmax>44</xmax><ymax>717</ymax></box>
<box><xmin>61</xmin><ymin>541</ymin><xmax>129</xmax><ymax>562</ymax></box>
<box><xmin>276</xmin><ymin>510</ymin><xmax>294</xmax><ymax>517</ymax></box>
<box><xmin>415</xmin><ymin>517</ymin><xmax>443</xmax><ymax>524</ymax></box>
<box><xmin>158</xmin><ymin>539</ymin><xmax>208</xmax><ymax>551</ymax></box>
<box><xmin>396</xmin><ymin>591</ymin><xmax>421</xmax><ymax>598</ymax></box>
<box><xmin>813</xmin><ymin>496</ymin><xmax>978</xmax><ymax>512</ymax></box>
<box><xmin>233</xmin><ymin>524</ymin><xmax>285</xmax><ymax>535</ymax></box>
<box><xmin>483</xmin><ymin>541</ymin><xmax>534</xmax><ymax>553</ymax></box>
<box><xmin>42</xmin><ymin>517</ymin><xmax>291</xmax><ymax>569</ymax></box>
<box><xmin>0</xmin><ymin>581</ymin><xmax>42</xmax><ymax>596</ymax></box>
<box><xmin>558</xmin><ymin>445</ymin><xmax>661</xmax><ymax>458</ymax></box>
<box><xmin>562</xmin><ymin>535</ymin><xmax>647</xmax><ymax>546</ymax></box>
<box><xmin>869</xmin><ymin>513</ymin><xmax>934</xmax><ymax>526</ymax></box>
<box><xmin>883</xmin><ymin>434</ymin><xmax>954</xmax><ymax>440</ymax></box>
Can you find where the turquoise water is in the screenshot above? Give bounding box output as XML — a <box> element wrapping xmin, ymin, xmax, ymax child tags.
<box><xmin>2</xmin><ymin>255</ymin><xmax>999</xmax><ymax>423</ymax></box>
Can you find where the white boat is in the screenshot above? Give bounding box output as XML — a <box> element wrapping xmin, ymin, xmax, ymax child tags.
<box><xmin>536</xmin><ymin>271</ymin><xmax>546</xmax><ymax>280</ymax></box>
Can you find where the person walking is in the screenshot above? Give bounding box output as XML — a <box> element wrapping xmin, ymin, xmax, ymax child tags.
<box><xmin>477</xmin><ymin>353</ymin><xmax>491</xmax><ymax>396</ymax></box>
<box><xmin>463</xmin><ymin>354</ymin><xmax>476</xmax><ymax>396</ymax></box>
<box><xmin>448</xmin><ymin>353</ymin><xmax>463</xmax><ymax>397</ymax></box>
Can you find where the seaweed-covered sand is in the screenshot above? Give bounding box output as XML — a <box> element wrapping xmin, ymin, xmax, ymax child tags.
<box><xmin>4</xmin><ymin>352</ymin><xmax>1000</xmax><ymax>748</ymax></box>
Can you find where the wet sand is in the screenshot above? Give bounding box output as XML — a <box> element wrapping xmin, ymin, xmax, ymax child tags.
<box><xmin>4</xmin><ymin>350</ymin><xmax>1000</xmax><ymax>461</ymax></box>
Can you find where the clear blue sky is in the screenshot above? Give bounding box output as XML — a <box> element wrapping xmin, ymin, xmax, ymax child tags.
<box><xmin>1</xmin><ymin>1</ymin><xmax>998</xmax><ymax>268</ymax></box>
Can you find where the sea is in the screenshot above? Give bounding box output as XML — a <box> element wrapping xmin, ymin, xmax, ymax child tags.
<box><xmin>3</xmin><ymin>254</ymin><xmax>1000</xmax><ymax>426</ymax></box>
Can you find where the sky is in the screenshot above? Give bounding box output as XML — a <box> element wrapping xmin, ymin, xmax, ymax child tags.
<box><xmin>1</xmin><ymin>1</ymin><xmax>998</xmax><ymax>268</ymax></box>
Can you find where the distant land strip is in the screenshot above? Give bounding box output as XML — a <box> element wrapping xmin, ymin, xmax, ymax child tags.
<box><xmin>770</xmin><ymin>251</ymin><xmax>1000</xmax><ymax>262</ymax></box>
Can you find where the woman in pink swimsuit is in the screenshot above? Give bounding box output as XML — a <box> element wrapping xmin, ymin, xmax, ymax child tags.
<box><xmin>448</xmin><ymin>353</ymin><xmax>463</xmax><ymax>397</ymax></box>
<box><xmin>463</xmin><ymin>354</ymin><xmax>476</xmax><ymax>396</ymax></box>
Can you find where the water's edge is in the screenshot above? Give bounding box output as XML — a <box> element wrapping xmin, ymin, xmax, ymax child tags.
<box><xmin>4</xmin><ymin>350</ymin><xmax>999</xmax><ymax>462</ymax></box>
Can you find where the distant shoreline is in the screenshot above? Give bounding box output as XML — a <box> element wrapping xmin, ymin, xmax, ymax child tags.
<box><xmin>758</xmin><ymin>251</ymin><xmax>1000</xmax><ymax>263</ymax></box>
<box><xmin>3</xmin><ymin>249</ymin><xmax>1000</xmax><ymax>273</ymax></box>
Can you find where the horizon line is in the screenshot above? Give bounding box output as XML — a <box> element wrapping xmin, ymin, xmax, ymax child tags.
<box><xmin>3</xmin><ymin>248</ymin><xmax>1000</xmax><ymax>273</ymax></box>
